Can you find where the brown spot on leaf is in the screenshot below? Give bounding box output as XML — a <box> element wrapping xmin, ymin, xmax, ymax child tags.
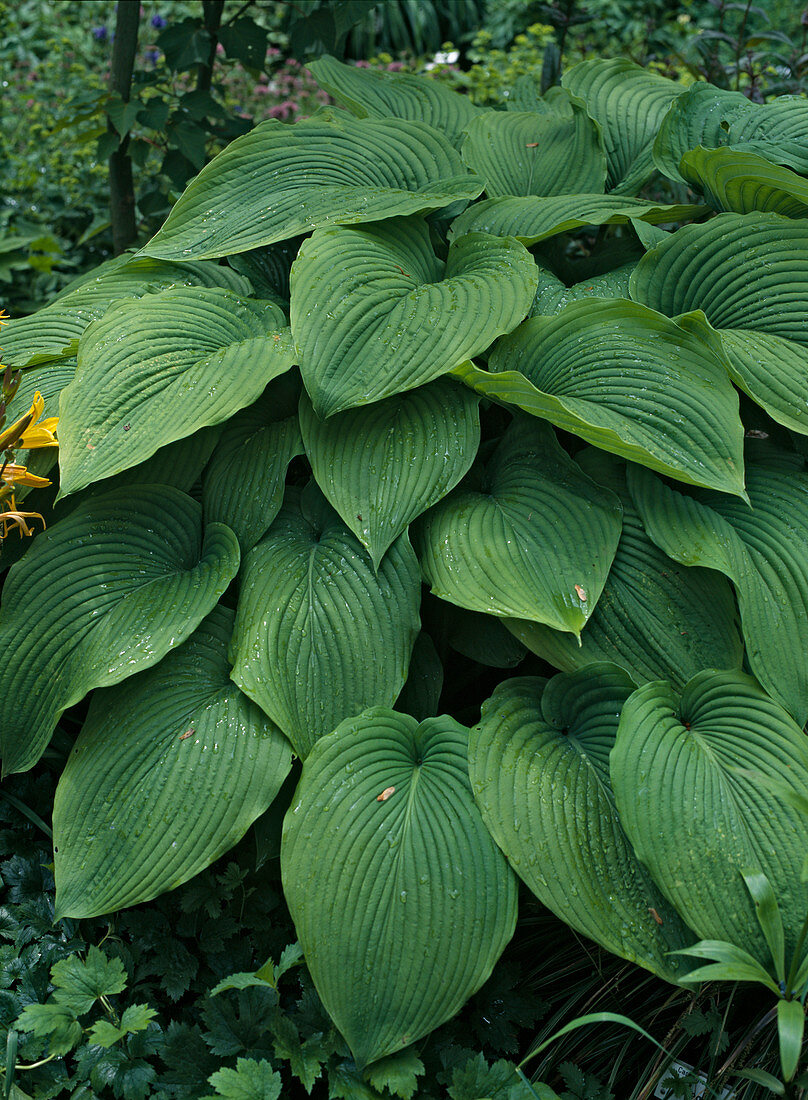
<box><xmin>377</xmin><ymin>786</ymin><xmax>395</xmax><ymax>802</ymax></box>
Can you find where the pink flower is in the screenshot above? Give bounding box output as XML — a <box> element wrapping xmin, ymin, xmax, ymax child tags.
<box><xmin>255</xmin><ymin>83</ymin><xmax>269</xmax><ymax>94</ymax></box>
<box><xmin>267</xmin><ymin>103</ymin><xmax>291</xmax><ymax>119</ymax></box>
<box><xmin>216</xmin><ymin>42</ymin><xmax>225</xmax><ymax>55</ymax></box>
<box><xmin>355</xmin><ymin>60</ymin><xmax>370</xmax><ymax>68</ymax></box>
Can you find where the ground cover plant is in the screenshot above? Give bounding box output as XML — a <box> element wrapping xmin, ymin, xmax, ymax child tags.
<box><xmin>1</xmin><ymin>44</ymin><xmax>808</xmax><ymax>1099</ymax></box>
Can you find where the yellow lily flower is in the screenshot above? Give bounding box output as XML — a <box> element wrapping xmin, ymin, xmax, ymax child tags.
<box><xmin>0</xmin><ymin>495</ymin><xmax>47</xmax><ymax>538</ymax></box>
<box><xmin>0</xmin><ymin>392</ymin><xmax>59</xmax><ymax>451</ymax></box>
<box><xmin>1</xmin><ymin>463</ymin><xmax>52</xmax><ymax>490</ymax></box>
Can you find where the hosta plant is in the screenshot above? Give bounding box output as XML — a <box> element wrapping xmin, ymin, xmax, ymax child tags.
<box><xmin>2</xmin><ymin>54</ymin><xmax>808</xmax><ymax>1091</ymax></box>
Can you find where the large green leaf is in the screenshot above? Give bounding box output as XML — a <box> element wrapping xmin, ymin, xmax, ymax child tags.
<box><xmin>628</xmin><ymin>453</ymin><xmax>808</xmax><ymax>725</ymax></box>
<box><xmin>290</xmin><ymin>215</ymin><xmax>537</xmax><ymax>416</ymax></box>
<box><xmin>652</xmin><ymin>83</ymin><xmax>754</xmax><ymax>184</ymax></box>
<box><xmin>10</xmin><ymin>361</ymin><xmax>76</xmax><ymax>489</ymax></box>
<box><xmin>411</xmin><ymin>416</ymin><xmax>622</xmax><ymax>635</ymax></box>
<box><xmin>504</xmin><ymin>451</ymin><xmax>743</xmax><ymax>689</ymax></box>
<box><xmin>299</xmin><ymin>378</ymin><xmax>480</xmax><ymax>568</ymax></box>
<box><xmin>0</xmin><ymin>486</ymin><xmax>240</xmax><ymax>776</ymax></box>
<box><xmin>57</xmin><ymin>287</ymin><xmax>296</xmax><ymax>497</ymax></box>
<box><xmin>281</xmin><ymin>709</ymin><xmax>518</xmax><ymax>1067</ymax></box>
<box><xmin>469</xmin><ymin>669</ymin><xmax>695</xmax><ymax>981</ymax></box>
<box><xmin>455</xmin><ymin>298</ymin><xmax>745</xmax><ymax>496</ymax></box>
<box><xmin>460</xmin><ymin>94</ymin><xmax>606</xmax><ymax>197</ymax></box>
<box><xmin>394</xmin><ymin>631</ymin><xmax>443</xmax><ymax>721</ymax></box>
<box><xmin>561</xmin><ymin>59</ymin><xmax>686</xmax><ymax>193</ymax></box>
<box><xmin>52</xmin><ymin>606</ymin><xmax>292</xmax><ymax>919</ymax></box>
<box><xmin>679</xmin><ymin>147</ymin><xmax>808</xmax><ymax>217</ymax></box>
<box><xmin>0</xmin><ymin>254</ymin><xmax>251</xmax><ymax>368</ymax></box>
<box><xmin>529</xmin><ymin>262</ymin><xmax>636</xmax><ymax>316</ymax></box>
<box><xmin>142</xmin><ymin>111</ymin><xmax>484</xmax><ymax>261</ymax></box>
<box><xmin>307</xmin><ymin>55</ymin><xmax>482</xmax><ymax>146</ymax></box>
<box><xmin>612</xmin><ymin>671</ymin><xmax>808</xmax><ymax>963</ymax></box>
<box><xmin>449</xmin><ymin>194</ymin><xmax>705</xmax><ymax>247</ymax></box>
<box><xmin>203</xmin><ymin>373</ymin><xmax>304</xmax><ymax>554</ymax></box>
<box><xmin>630</xmin><ymin>213</ymin><xmax>808</xmax><ymax>435</ymax></box>
<box><xmin>230</xmin><ymin>484</ymin><xmax>421</xmax><ymax>757</ymax></box>
<box><xmin>729</xmin><ymin>97</ymin><xmax>808</xmax><ymax>176</ymax></box>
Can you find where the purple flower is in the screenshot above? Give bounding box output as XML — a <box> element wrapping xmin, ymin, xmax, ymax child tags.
<box><xmin>151</xmin><ymin>13</ymin><xmax>166</xmax><ymax>28</ymax></box>
<box><xmin>145</xmin><ymin>47</ymin><xmax>160</xmax><ymax>65</ymax></box>
<box><xmin>92</xmin><ymin>25</ymin><xmax>108</xmax><ymax>40</ymax></box>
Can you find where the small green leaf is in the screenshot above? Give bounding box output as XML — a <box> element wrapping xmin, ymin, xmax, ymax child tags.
<box><xmin>742</xmin><ymin>870</ymin><xmax>786</xmax><ymax>982</ymax></box>
<box><xmin>204</xmin><ymin>1058</ymin><xmax>282</xmax><ymax>1100</ymax></box>
<box><xmin>364</xmin><ymin>1047</ymin><xmax>425</xmax><ymax>1099</ymax></box>
<box><xmin>778</xmin><ymin>999</ymin><xmax>805</xmax><ymax>1082</ymax></box>
<box><xmin>51</xmin><ymin>947</ymin><xmax>127</xmax><ymax>1014</ymax></box>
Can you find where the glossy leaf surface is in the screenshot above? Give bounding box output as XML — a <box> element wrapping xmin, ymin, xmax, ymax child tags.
<box><xmin>412</xmin><ymin>416</ymin><xmax>622</xmax><ymax>635</ymax></box>
<box><xmin>53</xmin><ymin>606</ymin><xmax>291</xmax><ymax>918</ymax></box>
<box><xmin>299</xmin><ymin>379</ymin><xmax>480</xmax><ymax>568</ymax></box>
<box><xmin>290</xmin><ymin>215</ymin><xmax>537</xmax><ymax>416</ymax></box>
<box><xmin>470</xmin><ymin>668</ymin><xmax>695</xmax><ymax>981</ymax></box>
<box><xmin>230</xmin><ymin>484</ymin><xmax>421</xmax><ymax>757</ymax></box>
<box><xmin>281</xmin><ymin>709</ymin><xmax>518</xmax><ymax>1067</ymax></box>
<box><xmin>0</xmin><ymin>486</ymin><xmax>240</xmax><ymax>775</ymax></box>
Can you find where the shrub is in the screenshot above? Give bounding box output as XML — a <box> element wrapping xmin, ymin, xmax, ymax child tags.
<box><xmin>2</xmin><ymin>50</ymin><xmax>808</xmax><ymax>1097</ymax></box>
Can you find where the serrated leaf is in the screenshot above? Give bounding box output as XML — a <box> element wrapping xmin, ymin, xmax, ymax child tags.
<box><xmin>204</xmin><ymin>1058</ymin><xmax>282</xmax><ymax>1100</ymax></box>
<box><xmin>612</xmin><ymin>670</ymin><xmax>808</xmax><ymax>965</ymax></box>
<box><xmin>281</xmin><ymin>710</ymin><xmax>518</xmax><ymax>1068</ymax></box>
<box><xmin>142</xmin><ymin>111</ymin><xmax>484</xmax><ymax>260</ymax></box>
<box><xmin>628</xmin><ymin>454</ymin><xmax>808</xmax><ymax>724</ymax></box>
<box><xmin>364</xmin><ymin>1047</ymin><xmax>425</xmax><ymax>1099</ymax></box>
<box><xmin>460</xmin><ymin>91</ymin><xmax>606</xmax><ymax>197</ymax></box>
<box><xmin>230</xmin><ymin>483</ymin><xmax>421</xmax><ymax>757</ymax></box>
<box><xmin>14</xmin><ymin>1004</ymin><xmax>83</xmax><ymax>1057</ymax></box>
<box><xmin>469</xmin><ymin>668</ymin><xmax>695</xmax><ymax>981</ymax></box>
<box><xmin>412</xmin><ymin>416</ymin><xmax>622</xmax><ymax>635</ymax></box>
<box><xmin>291</xmin><ymin>215</ymin><xmax>536</xmax><ymax>416</ymax></box>
<box><xmin>53</xmin><ymin>606</ymin><xmax>291</xmax><ymax>919</ymax></box>
<box><xmin>456</xmin><ymin>298</ymin><xmax>745</xmax><ymax>496</ymax></box>
<box><xmin>50</xmin><ymin>947</ymin><xmax>127</xmax><ymax>1014</ymax></box>
<box><xmin>0</xmin><ymin>486</ymin><xmax>239</xmax><ymax>775</ymax></box>
<box><xmin>504</xmin><ymin>451</ymin><xmax>743</xmax><ymax>689</ymax></box>
<box><xmin>300</xmin><ymin>378</ymin><xmax>480</xmax><ymax>567</ymax></box>
<box><xmin>57</xmin><ymin>287</ymin><xmax>295</xmax><ymax>497</ymax></box>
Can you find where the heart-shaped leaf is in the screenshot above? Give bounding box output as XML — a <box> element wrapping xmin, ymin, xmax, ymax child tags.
<box><xmin>469</xmin><ymin>668</ymin><xmax>696</xmax><ymax>981</ymax></box>
<box><xmin>57</xmin><ymin>287</ymin><xmax>296</xmax><ymax>497</ymax></box>
<box><xmin>411</xmin><ymin>416</ymin><xmax>622</xmax><ymax>635</ymax></box>
<box><xmin>230</xmin><ymin>484</ymin><xmax>421</xmax><ymax>757</ymax></box>
<box><xmin>449</xmin><ymin>194</ymin><xmax>705</xmax><ymax>247</ymax></box>
<box><xmin>630</xmin><ymin>213</ymin><xmax>808</xmax><ymax>435</ymax></box>
<box><xmin>652</xmin><ymin>83</ymin><xmax>754</xmax><ymax>183</ymax></box>
<box><xmin>290</xmin><ymin>215</ymin><xmax>537</xmax><ymax>416</ymax></box>
<box><xmin>460</xmin><ymin>96</ymin><xmax>606</xmax><ymax>196</ymax></box>
<box><xmin>529</xmin><ymin>262</ymin><xmax>636</xmax><ymax>316</ymax></box>
<box><xmin>561</xmin><ymin>59</ymin><xmax>687</xmax><ymax>193</ymax></box>
<box><xmin>203</xmin><ymin>373</ymin><xmax>304</xmax><ymax>554</ymax></box>
<box><xmin>307</xmin><ymin>55</ymin><xmax>482</xmax><ymax>146</ymax></box>
<box><xmin>281</xmin><ymin>709</ymin><xmax>518</xmax><ymax>1067</ymax></box>
<box><xmin>142</xmin><ymin>111</ymin><xmax>484</xmax><ymax>260</ymax></box>
<box><xmin>679</xmin><ymin>147</ymin><xmax>808</xmax><ymax>217</ymax></box>
<box><xmin>299</xmin><ymin>378</ymin><xmax>480</xmax><ymax>568</ymax></box>
<box><xmin>0</xmin><ymin>254</ymin><xmax>250</xmax><ymax>368</ymax></box>
<box><xmin>53</xmin><ymin>606</ymin><xmax>292</xmax><ymax>918</ymax></box>
<box><xmin>612</xmin><ymin>671</ymin><xmax>808</xmax><ymax>964</ymax></box>
<box><xmin>628</xmin><ymin>451</ymin><xmax>808</xmax><ymax>724</ymax></box>
<box><xmin>455</xmin><ymin>298</ymin><xmax>745</xmax><ymax>496</ymax></box>
<box><xmin>0</xmin><ymin>486</ymin><xmax>240</xmax><ymax>775</ymax></box>
<box><xmin>504</xmin><ymin>451</ymin><xmax>743</xmax><ymax>689</ymax></box>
